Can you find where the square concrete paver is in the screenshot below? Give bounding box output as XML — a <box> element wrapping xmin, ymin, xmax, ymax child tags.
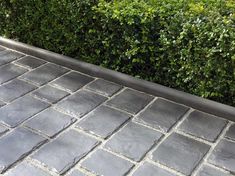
<box><xmin>0</xmin><ymin>79</ymin><xmax>36</xmax><ymax>102</ymax></box>
<box><xmin>132</xmin><ymin>162</ymin><xmax>176</xmax><ymax>176</ymax></box>
<box><xmin>5</xmin><ymin>161</ymin><xmax>51</xmax><ymax>176</ymax></box>
<box><xmin>76</xmin><ymin>105</ymin><xmax>131</xmax><ymax>138</ymax></box>
<box><xmin>25</xmin><ymin>108</ymin><xmax>76</xmax><ymax>137</ymax></box>
<box><xmin>197</xmin><ymin>165</ymin><xmax>232</xmax><ymax>176</ymax></box>
<box><xmin>105</xmin><ymin>122</ymin><xmax>162</xmax><ymax>161</ymax></box>
<box><xmin>86</xmin><ymin>79</ymin><xmax>122</xmax><ymax>96</ymax></box>
<box><xmin>0</xmin><ymin>128</ymin><xmax>46</xmax><ymax>173</ymax></box>
<box><xmin>50</xmin><ymin>71</ymin><xmax>94</xmax><ymax>92</ymax></box>
<box><xmin>106</xmin><ymin>89</ymin><xmax>153</xmax><ymax>114</ymax></box>
<box><xmin>81</xmin><ymin>149</ymin><xmax>134</xmax><ymax>176</ymax></box>
<box><xmin>21</xmin><ymin>63</ymin><xmax>69</xmax><ymax>86</ymax></box>
<box><xmin>225</xmin><ymin>123</ymin><xmax>235</xmax><ymax>141</ymax></box>
<box><xmin>135</xmin><ymin>98</ymin><xmax>188</xmax><ymax>132</ymax></box>
<box><xmin>56</xmin><ymin>90</ymin><xmax>107</xmax><ymax>118</ymax></box>
<box><xmin>32</xmin><ymin>130</ymin><xmax>99</xmax><ymax>174</ymax></box>
<box><xmin>15</xmin><ymin>56</ymin><xmax>46</xmax><ymax>69</ymax></box>
<box><xmin>0</xmin><ymin>64</ymin><xmax>27</xmax><ymax>84</ymax></box>
<box><xmin>178</xmin><ymin>110</ymin><xmax>227</xmax><ymax>142</ymax></box>
<box><xmin>0</xmin><ymin>95</ymin><xmax>49</xmax><ymax>127</ymax></box>
<box><xmin>152</xmin><ymin>133</ymin><xmax>210</xmax><ymax>175</ymax></box>
<box><xmin>0</xmin><ymin>50</ymin><xmax>24</xmax><ymax>66</ymax></box>
<box><xmin>32</xmin><ymin>85</ymin><xmax>69</xmax><ymax>103</ymax></box>
<box><xmin>208</xmin><ymin>139</ymin><xmax>235</xmax><ymax>173</ymax></box>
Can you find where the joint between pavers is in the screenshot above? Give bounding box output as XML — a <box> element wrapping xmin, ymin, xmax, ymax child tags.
<box><xmin>0</xmin><ymin>138</ymin><xmax>48</xmax><ymax>174</ymax></box>
<box><xmin>191</xmin><ymin>121</ymin><xmax>232</xmax><ymax>176</ymax></box>
<box><xmin>127</xmin><ymin>108</ymin><xmax>194</xmax><ymax>176</ymax></box>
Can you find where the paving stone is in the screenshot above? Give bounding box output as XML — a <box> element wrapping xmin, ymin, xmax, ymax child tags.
<box><xmin>0</xmin><ymin>100</ymin><xmax>5</xmax><ymax>107</ymax></box>
<box><xmin>67</xmin><ymin>170</ymin><xmax>87</xmax><ymax>176</ymax></box>
<box><xmin>152</xmin><ymin>133</ymin><xmax>210</xmax><ymax>176</ymax></box>
<box><xmin>0</xmin><ymin>79</ymin><xmax>36</xmax><ymax>102</ymax></box>
<box><xmin>132</xmin><ymin>162</ymin><xmax>176</xmax><ymax>176</ymax></box>
<box><xmin>25</xmin><ymin>108</ymin><xmax>76</xmax><ymax>137</ymax></box>
<box><xmin>15</xmin><ymin>56</ymin><xmax>46</xmax><ymax>69</ymax></box>
<box><xmin>104</xmin><ymin>122</ymin><xmax>162</xmax><ymax>161</ymax></box>
<box><xmin>20</xmin><ymin>63</ymin><xmax>69</xmax><ymax>85</ymax></box>
<box><xmin>135</xmin><ymin>98</ymin><xmax>188</xmax><ymax>132</ymax></box>
<box><xmin>32</xmin><ymin>85</ymin><xmax>69</xmax><ymax>103</ymax></box>
<box><xmin>208</xmin><ymin>139</ymin><xmax>235</xmax><ymax>173</ymax></box>
<box><xmin>0</xmin><ymin>64</ymin><xmax>27</xmax><ymax>84</ymax></box>
<box><xmin>225</xmin><ymin>124</ymin><xmax>235</xmax><ymax>141</ymax></box>
<box><xmin>81</xmin><ymin>149</ymin><xmax>133</xmax><ymax>176</ymax></box>
<box><xmin>0</xmin><ymin>50</ymin><xmax>24</xmax><ymax>66</ymax></box>
<box><xmin>56</xmin><ymin>90</ymin><xmax>107</xmax><ymax>118</ymax></box>
<box><xmin>77</xmin><ymin>105</ymin><xmax>131</xmax><ymax>138</ymax></box>
<box><xmin>5</xmin><ymin>161</ymin><xmax>51</xmax><ymax>176</ymax></box>
<box><xmin>0</xmin><ymin>128</ymin><xmax>46</xmax><ymax>173</ymax></box>
<box><xmin>32</xmin><ymin>130</ymin><xmax>99</xmax><ymax>174</ymax></box>
<box><xmin>0</xmin><ymin>46</ymin><xmax>6</xmax><ymax>51</ymax></box>
<box><xmin>106</xmin><ymin>89</ymin><xmax>153</xmax><ymax>114</ymax></box>
<box><xmin>0</xmin><ymin>95</ymin><xmax>49</xmax><ymax>127</ymax></box>
<box><xmin>0</xmin><ymin>125</ymin><xmax>8</xmax><ymax>135</ymax></box>
<box><xmin>50</xmin><ymin>71</ymin><xmax>94</xmax><ymax>92</ymax></box>
<box><xmin>86</xmin><ymin>79</ymin><xmax>122</xmax><ymax>96</ymax></box>
<box><xmin>178</xmin><ymin>110</ymin><xmax>227</xmax><ymax>142</ymax></box>
<box><xmin>197</xmin><ymin>165</ymin><xmax>232</xmax><ymax>176</ymax></box>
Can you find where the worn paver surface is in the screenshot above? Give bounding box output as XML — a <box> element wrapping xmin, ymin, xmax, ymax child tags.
<box><xmin>0</xmin><ymin>46</ymin><xmax>235</xmax><ymax>176</ymax></box>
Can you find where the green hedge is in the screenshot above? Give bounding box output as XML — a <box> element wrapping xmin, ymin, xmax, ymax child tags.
<box><xmin>1</xmin><ymin>0</ymin><xmax>235</xmax><ymax>106</ymax></box>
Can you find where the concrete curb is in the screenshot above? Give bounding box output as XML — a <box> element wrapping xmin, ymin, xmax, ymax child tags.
<box><xmin>0</xmin><ymin>37</ymin><xmax>234</xmax><ymax>121</ymax></box>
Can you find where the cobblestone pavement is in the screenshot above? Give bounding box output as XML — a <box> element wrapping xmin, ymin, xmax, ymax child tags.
<box><xmin>0</xmin><ymin>45</ymin><xmax>234</xmax><ymax>176</ymax></box>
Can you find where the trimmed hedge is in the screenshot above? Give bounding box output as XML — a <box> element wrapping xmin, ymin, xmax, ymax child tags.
<box><xmin>0</xmin><ymin>0</ymin><xmax>235</xmax><ymax>106</ymax></box>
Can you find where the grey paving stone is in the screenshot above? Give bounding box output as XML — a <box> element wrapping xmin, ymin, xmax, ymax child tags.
<box><xmin>15</xmin><ymin>56</ymin><xmax>46</xmax><ymax>69</ymax></box>
<box><xmin>50</xmin><ymin>71</ymin><xmax>94</xmax><ymax>92</ymax></box>
<box><xmin>5</xmin><ymin>161</ymin><xmax>51</xmax><ymax>176</ymax></box>
<box><xmin>81</xmin><ymin>149</ymin><xmax>133</xmax><ymax>176</ymax></box>
<box><xmin>67</xmin><ymin>170</ymin><xmax>87</xmax><ymax>176</ymax></box>
<box><xmin>0</xmin><ymin>128</ymin><xmax>46</xmax><ymax>173</ymax></box>
<box><xmin>208</xmin><ymin>139</ymin><xmax>235</xmax><ymax>173</ymax></box>
<box><xmin>86</xmin><ymin>79</ymin><xmax>122</xmax><ymax>97</ymax></box>
<box><xmin>25</xmin><ymin>108</ymin><xmax>76</xmax><ymax>137</ymax></box>
<box><xmin>0</xmin><ymin>50</ymin><xmax>24</xmax><ymax>66</ymax></box>
<box><xmin>0</xmin><ymin>64</ymin><xmax>27</xmax><ymax>84</ymax></box>
<box><xmin>20</xmin><ymin>63</ymin><xmax>69</xmax><ymax>86</ymax></box>
<box><xmin>225</xmin><ymin>124</ymin><xmax>235</xmax><ymax>141</ymax></box>
<box><xmin>77</xmin><ymin>105</ymin><xmax>131</xmax><ymax>138</ymax></box>
<box><xmin>104</xmin><ymin>122</ymin><xmax>162</xmax><ymax>161</ymax></box>
<box><xmin>0</xmin><ymin>95</ymin><xmax>49</xmax><ymax>127</ymax></box>
<box><xmin>0</xmin><ymin>79</ymin><xmax>36</xmax><ymax>102</ymax></box>
<box><xmin>0</xmin><ymin>125</ymin><xmax>8</xmax><ymax>135</ymax></box>
<box><xmin>178</xmin><ymin>110</ymin><xmax>227</xmax><ymax>142</ymax></box>
<box><xmin>135</xmin><ymin>98</ymin><xmax>188</xmax><ymax>132</ymax></box>
<box><xmin>32</xmin><ymin>130</ymin><xmax>99</xmax><ymax>174</ymax></box>
<box><xmin>32</xmin><ymin>85</ymin><xmax>69</xmax><ymax>103</ymax></box>
<box><xmin>106</xmin><ymin>89</ymin><xmax>153</xmax><ymax>114</ymax></box>
<box><xmin>56</xmin><ymin>90</ymin><xmax>107</xmax><ymax>118</ymax></box>
<box><xmin>132</xmin><ymin>162</ymin><xmax>176</xmax><ymax>176</ymax></box>
<box><xmin>0</xmin><ymin>46</ymin><xmax>6</xmax><ymax>51</ymax></box>
<box><xmin>197</xmin><ymin>165</ymin><xmax>232</xmax><ymax>176</ymax></box>
<box><xmin>0</xmin><ymin>100</ymin><xmax>5</xmax><ymax>107</ymax></box>
<box><xmin>152</xmin><ymin>133</ymin><xmax>210</xmax><ymax>176</ymax></box>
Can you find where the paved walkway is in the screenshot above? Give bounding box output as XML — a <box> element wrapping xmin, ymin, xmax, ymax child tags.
<box><xmin>0</xmin><ymin>45</ymin><xmax>234</xmax><ymax>176</ymax></box>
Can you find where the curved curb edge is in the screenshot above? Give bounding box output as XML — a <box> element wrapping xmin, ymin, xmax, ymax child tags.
<box><xmin>0</xmin><ymin>37</ymin><xmax>234</xmax><ymax>121</ymax></box>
